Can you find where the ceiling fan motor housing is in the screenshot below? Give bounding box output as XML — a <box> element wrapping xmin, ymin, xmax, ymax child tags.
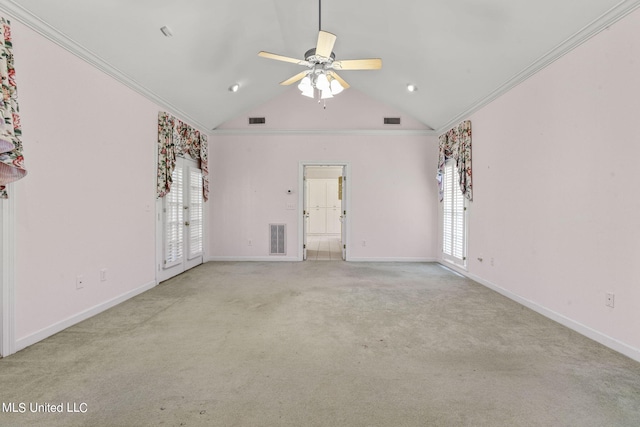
<box><xmin>304</xmin><ymin>48</ymin><xmax>336</xmax><ymax>64</ymax></box>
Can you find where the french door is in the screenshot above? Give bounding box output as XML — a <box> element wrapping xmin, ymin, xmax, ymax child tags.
<box><xmin>158</xmin><ymin>157</ymin><xmax>203</xmax><ymax>282</ymax></box>
<box><xmin>442</xmin><ymin>159</ymin><xmax>467</xmax><ymax>266</ymax></box>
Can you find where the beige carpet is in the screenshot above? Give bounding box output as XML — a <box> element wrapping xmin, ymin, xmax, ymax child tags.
<box><xmin>1</xmin><ymin>261</ymin><xmax>639</xmax><ymax>426</ymax></box>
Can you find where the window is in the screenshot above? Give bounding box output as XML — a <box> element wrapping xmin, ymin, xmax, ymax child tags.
<box><xmin>442</xmin><ymin>160</ymin><xmax>467</xmax><ymax>266</ymax></box>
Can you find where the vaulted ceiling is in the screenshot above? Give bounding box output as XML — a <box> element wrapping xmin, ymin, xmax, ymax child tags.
<box><xmin>1</xmin><ymin>0</ymin><xmax>638</xmax><ymax>132</ymax></box>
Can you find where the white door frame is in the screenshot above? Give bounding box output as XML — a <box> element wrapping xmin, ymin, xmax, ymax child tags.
<box><xmin>156</xmin><ymin>156</ymin><xmax>205</xmax><ymax>283</ymax></box>
<box><xmin>298</xmin><ymin>162</ymin><xmax>351</xmax><ymax>261</ymax></box>
<box><xmin>1</xmin><ymin>186</ymin><xmax>16</xmax><ymax>357</ymax></box>
<box><xmin>340</xmin><ymin>166</ymin><xmax>347</xmax><ymax>261</ymax></box>
<box><xmin>303</xmin><ymin>177</ymin><xmax>309</xmax><ymax>260</ymax></box>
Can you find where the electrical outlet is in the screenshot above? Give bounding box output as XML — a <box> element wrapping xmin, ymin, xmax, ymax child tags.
<box><xmin>286</xmin><ymin>203</ymin><xmax>296</xmax><ymax>210</ymax></box>
<box><xmin>362</xmin><ymin>240</ymin><xmax>366</xmax><ymax>247</ymax></box>
<box><xmin>605</xmin><ymin>292</ymin><xmax>615</xmax><ymax>308</ymax></box>
<box><xmin>100</xmin><ymin>268</ymin><xmax>107</xmax><ymax>282</ymax></box>
<box><xmin>490</xmin><ymin>257</ymin><xmax>494</xmax><ymax>266</ymax></box>
<box><xmin>76</xmin><ymin>275</ymin><xmax>84</xmax><ymax>290</ymax></box>
<box><xmin>248</xmin><ymin>239</ymin><xmax>252</xmax><ymax>246</ymax></box>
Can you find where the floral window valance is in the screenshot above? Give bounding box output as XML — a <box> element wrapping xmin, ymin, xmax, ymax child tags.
<box><xmin>0</xmin><ymin>17</ymin><xmax>26</xmax><ymax>199</ymax></box>
<box><xmin>157</xmin><ymin>112</ymin><xmax>209</xmax><ymax>201</ymax></box>
<box><xmin>437</xmin><ymin>120</ymin><xmax>472</xmax><ymax>201</ymax></box>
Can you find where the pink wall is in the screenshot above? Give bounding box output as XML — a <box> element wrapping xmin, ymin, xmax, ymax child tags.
<box><xmin>10</xmin><ymin>2</ymin><xmax>637</xmax><ymax>361</ymax></box>
<box><xmin>210</xmin><ymin>88</ymin><xmax>439</xmax><ymax>261</ymax></box>
<box><xmin>3</xmin><ymin>14</ymin><xmax>437</xmax><ymax>353</ymax></box>
<box><xmin>11</xmin><ymin>19</ymin><xmax>160</xmax><ymax>345</ymax></box>
<box><xmin>218</xmin><ymin>86</ymin><xmax>429</xmax><ymax>131</ymax></box>
<box><xmin>461</xmin><ymin>8</ymin><xmax>640</xmax><ymax>356</ymax></box>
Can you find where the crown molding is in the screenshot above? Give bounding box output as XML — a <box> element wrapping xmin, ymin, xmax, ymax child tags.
<box><xmin>0</xmin><ymin>0</ymin><xmax>209</xmax><ymax>131</ymax></box>
<box><xmin>436</xmin><ymin>0</ymin><xmax>640</xmax><ymax>134</ymax></box>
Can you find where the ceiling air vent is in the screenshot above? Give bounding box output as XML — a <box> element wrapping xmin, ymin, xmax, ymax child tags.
<box><xmin>249</xmin><ymin>117</ymin><xmax>266</xmax><ymax>125</ymax></box>
<box><xmin>384</xmin><ymin>117</ymin><xmax>401</xmax><ymax>125</ymax></box>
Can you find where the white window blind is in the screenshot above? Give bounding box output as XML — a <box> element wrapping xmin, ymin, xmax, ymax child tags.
<box><xmin>188</xmin><ymin>167</ymin><xmax>203</xmax><ymax>259</ymax></box>
<box><xmin>164</xmin><ymin>165</ymin><xmax>184</xmax><ymax>268</ymax></box>
<box><xmin>442</xmin><ymin>160</ymin><xmax>466</xmax><ymax>265</ymax></box>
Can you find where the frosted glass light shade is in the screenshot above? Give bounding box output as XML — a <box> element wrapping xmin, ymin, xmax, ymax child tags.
<box><xmin>330</xmin><ymin>79</ymin><xmax>344</xmax><ymax>95</ymax></box>
<box><xmin>320</xmin><ymin>89</ymin><xmax>333</xmax><ymax>99</ymax></box>
<box><xmin>301</xmin><ymin>87</ymin><xmax>315</xmax><ymax>98</ymax></box>
<box><xmin>316</xmin><ymin>73</ymin><xmax>330</xmax><ymax>91</ymax></box>
<box><xmin>298</xmin><ymin>76</ymin><xmax>311</xmax><ymax>90</ymax></box>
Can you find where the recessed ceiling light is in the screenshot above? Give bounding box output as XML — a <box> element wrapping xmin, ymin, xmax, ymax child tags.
<box><xmin>407</xmin><ymin>84</ymin><xmax>418</xmax><ymax>92</ymax></box>
<box><xmin>160</xmin><ymin>26</ymin><xmax>173</xmax><ymax>37</ymax></box>
<box><xmin>229</xmin><ymin>83</ymin><xmax>240</xmax><ymax>93</ymax></box>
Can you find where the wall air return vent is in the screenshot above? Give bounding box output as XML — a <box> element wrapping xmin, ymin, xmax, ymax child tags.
<box><xmin>269</xmin><ymin>224</ymin><xmax>286</xmax><ymax>255</ymax></box>
<box><xmin>384</xmin><ymin>117</ymin><xmax>401</xmax><ymax>125</ymax></box>
<box><xmin>249</xmin><ymin>117</ymin><xmax>266</xmax><ymax>125</ymax></box>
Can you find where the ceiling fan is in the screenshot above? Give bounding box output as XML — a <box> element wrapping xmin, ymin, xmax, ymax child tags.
<box><xmin>258</xmin><ymin>0</ymin><xmax>382</xmax><ymax>99</ymax></box>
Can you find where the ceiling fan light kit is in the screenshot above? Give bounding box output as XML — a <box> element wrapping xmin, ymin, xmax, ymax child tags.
<box><xmin>296</xmin><ymin>66</ymin><xmax>345</xmax><ymax>99</ymax></box>
<box><xmin>258</xmin><ymin>0</ymin><xmax>381</xmax><ymax>101</ymax></box>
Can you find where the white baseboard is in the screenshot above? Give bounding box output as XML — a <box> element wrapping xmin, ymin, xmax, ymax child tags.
<box><xmin>438</xmin><ymin>262</ymin><xmax>640</xmax><ymax>364</ymax></box>
<box><xmin>206</xmin><ymin>256</ymin><xmax>436</xmax><ymax>263</ymax></box>
<box><xmin>349</xmin><ymin>257</ymin><xmax>436</xmax><ymax>263</ymax></box>
<box><xmin>206</xmin><ymin>256</ymin><xmax>300</xmax><ymax>262</ymax></box>
<box><xmin>15</xmin><ymin>280</ymin><xmax>156</xmax><ymax>353</ymax></box>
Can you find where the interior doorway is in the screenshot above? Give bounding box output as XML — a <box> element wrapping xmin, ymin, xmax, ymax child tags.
<box><xmin>300</xmin><ymin>163</ymin><xmax>349</xmax><ymax>261</ymax></box>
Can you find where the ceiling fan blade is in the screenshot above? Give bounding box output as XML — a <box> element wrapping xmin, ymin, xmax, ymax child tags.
<box><xmin>315</xmin><ymin>30</ymin><xmax>337</xmax><ymax>58</ymax></box>
<box><xmin>328</xmin><ymin>71</ymin><xmax>350</xmax><ymax>89</ymax></box>
<box><xmin>280</xmin><ymin>71</ymin><xmax>309</xmax><ymax>86</ymax></box>
<box><xmin>258</xmin><ymin>51</ymin><xmax>306</xmax><ymax>65</ymax></box>
<box><xmin>332</xmin><ymin>58</ymin><xmax>382</xmax><ymax>70</ymax></box>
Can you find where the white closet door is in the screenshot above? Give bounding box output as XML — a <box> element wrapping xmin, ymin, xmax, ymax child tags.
<box><xmin>309</xmin><ymin>180</ymin><xmax>327</xmax><ymax>208</ymax></box>
<box><xmin>309</xmin><ymin>207</ymin><xmax>325</xmax><ymax>234</ymax></box>
<box><xmin>326</xmin><ymin>207</ymin><xmax>341</xmax><ymax>234</ymax></box>
<box><xmin>326</xmin><ymin>179</ymin><xmax>340</xmax><ymax>208</ymax></box>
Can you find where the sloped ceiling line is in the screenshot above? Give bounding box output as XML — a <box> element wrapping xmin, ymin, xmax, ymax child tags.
<box><xmin>436</xmin><ymin>0</ymin><xmax>640</xmax><ymax>133</ymax></box>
